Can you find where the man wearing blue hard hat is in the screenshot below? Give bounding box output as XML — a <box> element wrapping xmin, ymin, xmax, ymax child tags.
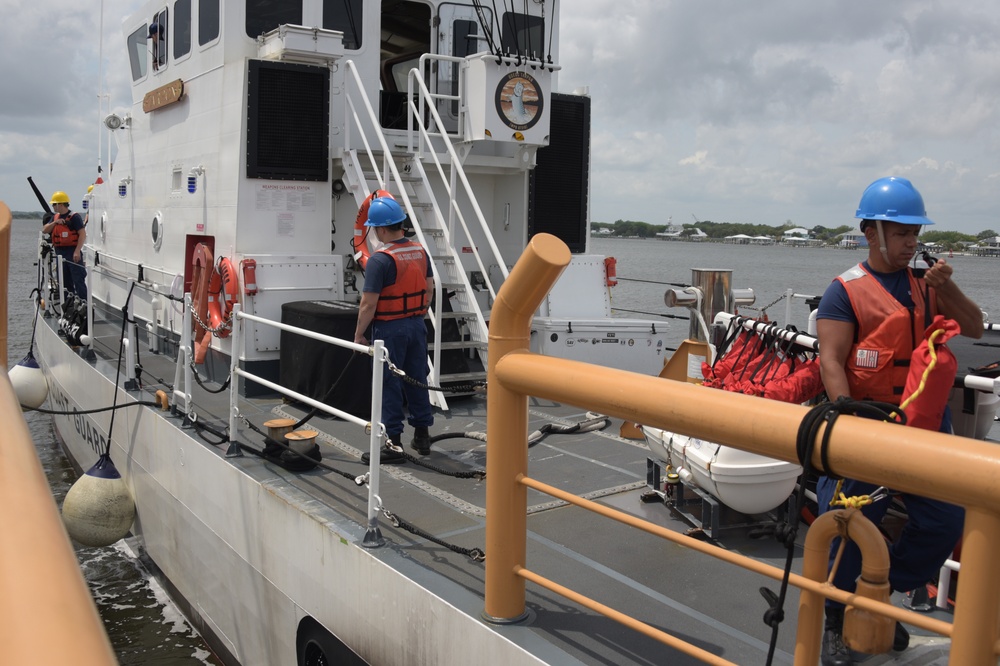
<box><xmin>354</xmin><ymin>197</ymin><xmax>434</xmax><ymax>463</ymax></box>
<box><xmin>814</xmin><ymin>177</ymin><xmax>983</xmax><ymax>664</ymax></box>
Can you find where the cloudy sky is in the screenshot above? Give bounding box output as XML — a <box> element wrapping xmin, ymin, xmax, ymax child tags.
<box><xmin>2</xmin><ymin>0</ymin><xmax>999</xmax><ymax>236</ymax></box>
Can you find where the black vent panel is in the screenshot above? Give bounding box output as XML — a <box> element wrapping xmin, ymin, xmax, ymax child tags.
<box><xmin>528</xmin><ymin>93</ymin><xmax>591</xmax><ymax>253</ymax></box>
<box><xmin>247</xmin><ymin>60</ymin><xmax>329</xmax><ymax>181</ymax></box>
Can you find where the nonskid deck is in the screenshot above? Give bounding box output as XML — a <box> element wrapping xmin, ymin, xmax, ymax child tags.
<box><xmin>51</xmin><ymin>310</ymin><xmax>982</xmax><ymax>664</ymax></box>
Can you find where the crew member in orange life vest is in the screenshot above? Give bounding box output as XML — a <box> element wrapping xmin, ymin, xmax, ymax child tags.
<box><xmin>814</xmin><ymin>177</ymin><xmax>982</xmax><ymax>665</ymax></box>
<box><xmin>41</xmin><ymin>190</ymin><xmax>88</xmax><ymax>300</ymax></box>
<box><xmin>354</xmin><ymin>198</ymin><xmax>434</xmax><ymax>463</ymax></box>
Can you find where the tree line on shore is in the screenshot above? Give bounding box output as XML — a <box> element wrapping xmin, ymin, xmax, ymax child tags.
<box><xmin>594</xmin><ymin>219</ymin><xmax>998</xmax><ymax>250</ymax></box>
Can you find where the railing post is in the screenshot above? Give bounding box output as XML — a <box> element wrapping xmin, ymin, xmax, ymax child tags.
<box><xmin>363</xmin><ymin>339</ymin><xmax>386</xmax><ymax>548</ymax></box>
<box><xmin>124</xmin><ymin>279</ymin><xmax>138</xmax><ymax>389</ymax></box>
<box><xmin>226</xmin><ymin>305</ymin><xmax>243</xmax><ymax>457</ymax></box>
<box><xmin>950</xmin><ymin>507</ymin><xmax>1000</xmax><ymax>663</ymax></box>
<box><xmin>483</xmin><ymin>233</ymin><xmax>570</xmax><ymax>623</ymax></box>
<box><xmin>85</xmin><ymin>252</ymin><xmax>94</xmax><ymax>355</ymax></box>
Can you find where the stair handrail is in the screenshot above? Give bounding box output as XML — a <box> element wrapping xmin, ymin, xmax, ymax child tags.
<box><xmin>408</xmin><ymin>54</ymin><xmax>511</xmax><ymax>294</ymax></box>
<box><xmin>342</xmin><ymin>60</ymin><xmax>453</xmax><ymax>400</ymax></box>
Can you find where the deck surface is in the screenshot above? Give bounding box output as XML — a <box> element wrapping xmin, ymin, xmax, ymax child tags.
<box><xmin>71</xmin><ymin>312</ymin><xmax>999</xmax><ymax>665</ymax></box>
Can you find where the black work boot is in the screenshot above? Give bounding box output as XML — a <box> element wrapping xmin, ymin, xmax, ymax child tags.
<box><xmin>893</xmin><ymin>622</ymin><xmax>909</xmax><ymax>652</ymax></box>
<box><xmin>361</xmin><ymin>436</ymin><xmax>406</xmax><ymax>465</ymax></box>
<box><xmin>411</xmin><ymin>426</ymin><xmax>431</xmax><ymax>455</ymax></box>
<box><xmin>822</xmin><ymin>608</ymin><xmax>853</xmax><ymax>666</ymax></box>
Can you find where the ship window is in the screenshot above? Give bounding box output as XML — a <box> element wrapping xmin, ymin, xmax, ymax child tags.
<box><xmin>174</xmin><ymin>0</ymin><xmax>191</xmax><ymax>58</ymax></box>
<box><xmin>246</xmin><ymin>0</ymin><xmax>301</xmax><ymax>39</ymax></box>
<box><xmin>199</xmin><ymin>0</ymin><xmax>220</xmax><ymax>45</ymax></box>
<box><xmin>151</xmin><ymin>8</ymin><xmax>168</xmax><ymax>71</ymax></box>
<box><xmin>127</xmin><ymin>24</ymin><xmax>149</xmax><ymax>81</ymax></box>
<box><xmin>453</xmin><ymin>19</ymin><xmax>479</xmax><ymax>58</ymax></box>
<box><xmin>323</xmin><ymin>0</ymin><xmax>362</xmax><ymax>50</ymax></box>
<box><xmin>500</xmin><ymin>12</ymin><xmax>544</xmax><ymax>60</ymax></box>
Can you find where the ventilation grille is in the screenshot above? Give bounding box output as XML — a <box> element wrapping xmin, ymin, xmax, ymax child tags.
<box><xmin>247</xmin><ymin>60</ymin><xmax>329</xmax><ymax>181</ymax></box>
<box><xmin>528</xmin><ymin>93</ymin><xmax>591</xmax><ymax>253</ymax></box>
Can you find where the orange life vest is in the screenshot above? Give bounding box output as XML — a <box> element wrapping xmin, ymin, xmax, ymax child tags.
<box><xmin>374</xmin><ymin>239</ymin><xmax>429</xmax><ymax>321</ymax></box>
<box><xmin>51</xmin><ymin>212</ymin><xmax>81</xmax><ymax>248</ymax></box>
<box><xmin>836</xmin><ymin>264</ymin><xmax>937</xmax><ymax>405</ymax></box>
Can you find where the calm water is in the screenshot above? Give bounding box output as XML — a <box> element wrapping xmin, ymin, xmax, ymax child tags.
<box><xmin>591</xmin><ymin>237</ymin><xmax>999</xmax><ymax>349</ymax></box>
<box><xmin>5</xmin><ymin>225</ymin><xmax>997</xmax><ymax>664</ymax></box>
<box><xmin>5</xmin><ymin>220</ymin><xmax>217</xmax><ymax>665</ymax></box>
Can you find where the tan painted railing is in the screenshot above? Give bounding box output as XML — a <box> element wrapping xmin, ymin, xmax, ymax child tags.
<box><xmin>0</xmin><ymin>201</ymin><xmax>117</xmax><ymax>664</ymax></box>
<box><xmin>485</xmin><ymin>233</ymin><xmax>1000</xmax><ymax>664</ymax></box>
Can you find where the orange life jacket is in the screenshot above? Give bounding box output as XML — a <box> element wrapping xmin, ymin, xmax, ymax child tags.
<box><xmin>51</xmin><ymin>212</ymin><xmax>81</xmax><ymax>248</ymax></box>
<box><xmin>837</xmin><ymin>264</ymin><xmax>937</xmax><ymax>405</ymax></box>
<box><xmin>374</xmin><ymin>240</ymin><xmax>429</xmax><ymax>321</ymax></box>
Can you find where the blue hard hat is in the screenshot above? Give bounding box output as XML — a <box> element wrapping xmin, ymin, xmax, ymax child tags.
<box><xmin>365</xmin><ymin>198</ymin><xmax>407</xmax><ymax>227</ymax></box>
<box><xmin>855</xmin><ymin>177</ymin><xmax>934</xmax><ymax>226</ymax></box>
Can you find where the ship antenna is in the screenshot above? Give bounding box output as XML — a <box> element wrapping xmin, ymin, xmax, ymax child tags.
<box><xmin>96</xmin><ymin>0</ymin><xmax>107</xmax><ymax>183</ymax></box>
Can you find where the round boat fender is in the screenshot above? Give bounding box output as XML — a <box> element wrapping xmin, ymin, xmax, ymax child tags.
<box><xmin>190</xmin><ymin>243</ymin><xmax>214</xmax><ymax>364</ymax></box>
<box><xmin>61</xmin><ymin>454</ymin><xmax>136</xmax><ymax>547</ymax></box>
<box><xmin>207</xmin><ymin>256</ymin><xmax>239</xmax><ymax>340</ymax></box>
<box><xmin>352</xmin><ymin>189</ymin><xmax>394</xmax><ymax>269</ymax></box>
<box><xmin>8</xmin><ymin>350</ymin><xmax>48</xmax><ymax>410</ymax></box>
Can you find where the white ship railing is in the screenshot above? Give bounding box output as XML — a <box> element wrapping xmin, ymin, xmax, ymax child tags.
<box><xmin>183</xmin><ymin>304</ymin><xmax>392</xmax><ymax>545</ymax></box>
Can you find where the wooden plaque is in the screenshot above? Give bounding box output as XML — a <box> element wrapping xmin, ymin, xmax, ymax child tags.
<box><xmin>143</xmin><ymin>79</ymin><xmax>185</xmax><ymax>113</ymax></box>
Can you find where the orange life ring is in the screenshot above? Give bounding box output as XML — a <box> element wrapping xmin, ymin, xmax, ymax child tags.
<box><xmin>352</xmin><ymin>189</ymin><xmax>394</xmax><ymax>269</ymax></box>
<box><xmin>190</xmin><ymin>243</ymin><xmax>214</xmax><ymax>364</ymax></box>
<box><xmin>207</xmin><ymin>257</ymin><xmax>239</xmax><ymax>340</ymax></box>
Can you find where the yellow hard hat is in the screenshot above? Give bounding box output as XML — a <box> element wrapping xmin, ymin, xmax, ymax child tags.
<box><xmin>87</xmin><ymin>185</ymin><xmax>94</xmax><ymax>193</ymax></box>
<box><xmin>50</xmin><ymin>191</ymin><xmax>70</xmax><ymax>205</ymax></box>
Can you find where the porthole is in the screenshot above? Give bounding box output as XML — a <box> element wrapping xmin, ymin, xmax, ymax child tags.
<box><xmin>152</xmin><ymin>212</ymin><xmax>164</xmax><ymax>251</ymax></box>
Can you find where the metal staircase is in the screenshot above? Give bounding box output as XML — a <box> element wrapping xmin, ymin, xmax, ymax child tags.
<box><xmin>340</xmin><ymin>58</ymin><xmax>505</xmax><ymax>409</ymax></box>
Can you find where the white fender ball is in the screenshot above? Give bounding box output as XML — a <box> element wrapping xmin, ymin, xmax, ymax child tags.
<box><xmin>62</xmin><ymin>455</ymin><xmax>135</xmax><ymax>547</ymax></box>
<box><xmin>8</xmin><ymin>351</ymin><xmax>48</xmax><ymax>410</ymax></box>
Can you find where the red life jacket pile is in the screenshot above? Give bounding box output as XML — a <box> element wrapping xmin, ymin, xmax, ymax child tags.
<box><xmin>701</xmin><ymin>319</ymin><xmax>824</xmax><ymax>405</ymax></box>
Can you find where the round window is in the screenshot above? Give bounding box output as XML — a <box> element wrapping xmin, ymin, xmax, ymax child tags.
<box><xmin>151</xmin><ymin>213</ymin><xmax>164</xmax><ymax>251</ymax></box>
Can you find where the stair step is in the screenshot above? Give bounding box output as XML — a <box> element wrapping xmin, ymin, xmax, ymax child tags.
<box><xmin>439</xmin><ymin>310</ymin><xmax>475</xmax><ymax>319</ymax></box>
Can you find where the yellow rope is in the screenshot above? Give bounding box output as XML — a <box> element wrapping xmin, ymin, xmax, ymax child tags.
<box><xmin>895</xmin><ymin>327</ymin><xmax>944</xmax><ymax>414</ymax></box>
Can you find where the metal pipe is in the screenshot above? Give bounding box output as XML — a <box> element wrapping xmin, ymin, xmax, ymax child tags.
<box><xmin>794</xmin><ymin>509</ymin><xmax>891</xmax><ymax>664</ymax></box>
<box><xmin>950</xmin><ymin>507</ymin><xmax>1000</xmax><ymax>664</ymax></box>
<box><xmin>494</xmin><ymin>353</ymin><xmax>1000</xmax><ymax>510</ymax></box>
<box><xmin>484</xmin><ymin>233</ymin><xmax>570</xmax><ymax>622</ymax></box>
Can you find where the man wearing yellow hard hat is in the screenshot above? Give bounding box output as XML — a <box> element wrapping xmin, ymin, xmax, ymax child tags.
<box><xmin>41</xmin><ymin>191</ymin><xmax>88</xmax><ymax>300</ymax></box>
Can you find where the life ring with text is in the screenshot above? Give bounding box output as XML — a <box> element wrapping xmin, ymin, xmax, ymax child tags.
<box><xmin>207</xmin><ymin>257</ymin><xmax>239</xmax><ymax>340</ymax></box>
<box><xmin>352</xmin><ymin>189</ymin><xmax>394</xmax><ymax>269</ymax></box>
<box><xmin>190</xmin><ymin>243</ymin><xmax>214</xmax><ymax>364</ymax></box>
